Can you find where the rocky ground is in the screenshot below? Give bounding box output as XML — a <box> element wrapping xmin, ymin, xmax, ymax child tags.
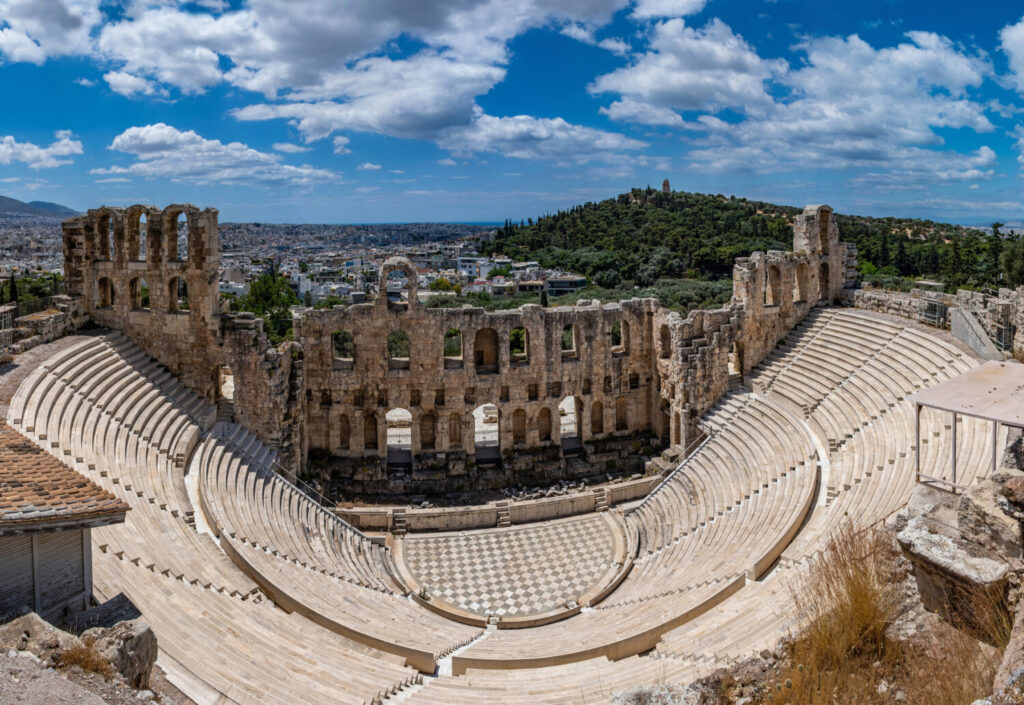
<box><xmin>0</xmin><ymin>612</ymin><xmax>193</xmax><ymax>705</ymax></box>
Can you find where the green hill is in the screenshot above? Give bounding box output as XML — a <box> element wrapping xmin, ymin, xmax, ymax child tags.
<box><xmin>482</xmin><ymin>188</ymin><xmax>1019</xmax><ymax>295</ymax></box>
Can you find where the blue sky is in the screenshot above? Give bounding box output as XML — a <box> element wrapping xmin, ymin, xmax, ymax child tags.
<box><xmin>0</xmin><ymin>0</ymin><xmax>1023</xmax><ymax>224</ymax></box>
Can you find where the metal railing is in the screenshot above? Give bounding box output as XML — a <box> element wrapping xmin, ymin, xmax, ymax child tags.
<box><xmin>627</xmin><ymin>429</ymin><xmax>711</xmax><ymax>515</ymax></box>
<box><xmin>12</xmin><ymin>294</ymin><xmax>63</xmax><ymax>319</ymax></box>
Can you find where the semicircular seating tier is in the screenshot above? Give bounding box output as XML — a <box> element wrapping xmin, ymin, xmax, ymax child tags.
<box><xmin>5</xmin><ymin>307</ymin><xmax>1005</xmax><ymax>705</ymax></box>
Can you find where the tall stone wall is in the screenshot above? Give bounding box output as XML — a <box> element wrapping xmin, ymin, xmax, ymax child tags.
<box><xmin>61</xmin><ymin>202</ymin><xmax>854</xmax><ymax>493</ymax></box>
<box><xmin>61</xmin><ymin>205</ymin><xmax>304</xmax><ymax>473</ymax></box>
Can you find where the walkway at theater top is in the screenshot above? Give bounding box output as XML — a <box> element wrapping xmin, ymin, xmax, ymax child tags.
<box><xmin>910</xmin><ymin>360</ymin><xmax>1024</xmax><ymax>490</ymax></box>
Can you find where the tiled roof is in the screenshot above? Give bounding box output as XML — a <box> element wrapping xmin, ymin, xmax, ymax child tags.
<box><xmin>0</xmin><ymin>422</ymin><xmax>129</xmax><ymax>528</ymax></box>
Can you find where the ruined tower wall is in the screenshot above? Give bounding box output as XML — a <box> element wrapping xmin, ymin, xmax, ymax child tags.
<box><xmin>61</xmin><ymin>206</ymin><xmax>304</xmax><ymax>472</ymax></box>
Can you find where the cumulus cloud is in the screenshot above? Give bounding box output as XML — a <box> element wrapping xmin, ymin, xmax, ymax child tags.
<box><xmin>0</xmin><ymin>0</ymin><xmax>103</xmax><ymax>63</ymax></box>
<box><xmin>332</xmin><ymin>136</ymin><xmax>351</xmax><ymax>154</ymax></box>
<box><xmin>272</xmin><ymin>142</ymin><xmax>311</xmax><ymax>153</ymax></box>
<box><xmin>0</xmin><ymin>130</ymin><xmax>83</xmax><ymax>169</ymax></box>
<box><xmin>358</xmin><ymin>162</ymin><xmax>381</xmax><ymax>170</ymax></box>
<box><xmin>436</xmin><ymin>111</ymin><xmax>647</xmax><ymax>163</ymax></box>
<box><xmin>629</xmin><ymin>0</ymin><xmax>706</xmax><ymax>20</ymax></box>
<box><xmin>560</xmin><ymin>23</ymin><xmax>629</xmax><ymax>56</ymax></box>
<box><xmin>104</xmin><ymin>70</ymin><xmax>161</xmax><ymax>97</ymax></box>
<box><xmin>681</xmin><ymin>31</ymin><xmax>993</xmax><ymax>179</ymax></box>
<box><xmin>437</xmin><ymin>158</ymin><xmax>458</xmax><ymax>166</ymax></box>
<box><xmin>1000</xmin><ymin>16</ymin><xmax>1024</xmax><ymax>93</ymax></box>
<box><xmin>233</xmin><ymin>52</ymin><xmax>506</xmax><ymax>140</ymax></box>
<box><xmin>591</xmin><ymin>19</ymin><xmax>786</xmax><ymax>122</ymax></box>
<box><xmin>93</xmin><ymin>123</ymin><xmax>336</xmax><ymax>186</ymax></box>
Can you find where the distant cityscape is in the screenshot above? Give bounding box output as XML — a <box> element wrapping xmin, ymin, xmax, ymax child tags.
<box><xmin>0</xmin><ymin>213</ymin><xmax>591</xmax><ymax>304</ymax></box>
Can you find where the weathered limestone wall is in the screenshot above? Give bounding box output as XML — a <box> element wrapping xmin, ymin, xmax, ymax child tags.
<box><xmin>62</xmin><ymin>205</ymin><xmax>304</xmax><ymax>473</ymax></box>
<box><xmin>656</xmin><ymin>204</ymin><xmax>851</xmax><ymax>450</ymax></box>
<box><xmin>61</xmin><ymin>202</ymin><xmax>854</xmax><ymax>493</ymax></box>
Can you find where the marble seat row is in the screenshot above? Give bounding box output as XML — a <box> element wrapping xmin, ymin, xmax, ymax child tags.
<box><xmin>195</xmin><ymin>422</ymin><xmax>396</xmax><ymax>592</ymax></box>
<box><xmin>193</xmin><ymin>423</ymin><xmax>482</xmax><ymax>672</ymax></box>
<box><xmin>92</xmin><ymin>549</ymin><xmax>419</xmax><ymax>705</ymax></box>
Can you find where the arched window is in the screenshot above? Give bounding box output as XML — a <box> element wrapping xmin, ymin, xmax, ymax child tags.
<box><xmin>561</xmin><ymin>324</ymin><xmax>577</xmax><ymax>360</ymax></box>
<box><xmin>97</xmin><ymin>277</ymin><xmax>114</xmax><ymax>308</ymax></box>
<box><xmin>615</xmin><ymin>397</ymin><xmax>627</xmax><ymax>431</ymax></box>
<box><xmin>819</xmin><ymin>261</ymin><xmax>830</xmax><ymax>301</ymax></box>
<box><xmin>510</xmin><ymin>326</ymin><xmax>528</xmax><ymax>365</ymax></box>
<box><xmin>126</xmin><ymin>209</ymin><xmax>147</xmax><ymax>263</ymax></box>
<box><xmin>764</xmin><ymin>264</ymin><xmax>781</xmax><ymax>307</ymax></box>
<box><xmin>95</xmin><ymin>212</ymin><xmax>115</xmax><ymax>260</ymax></box>
<box><xmin>388</xmin><ymin>330</ymin><xmax>410</xmax><ymax>369</ymax></box>
<box><xmin>620</xmin><ymin>319</ymin><xmax>631</xmax><ymax>353</ymax></box>
<box><xmin>363</xmin><ymin>414</ymin><xmax>378</xmax><ymax>450</ymax></box>
<box><xmin>172</xmin><ymin>211</ymin><xmax>187</xmax><ymax>261</ymax></box>
<box><xmin>819</xmin><ymin>208</ymin><xmax>831</xmax><ymax>255</ymax></box>
<box><xmin>472</xmin><ymin>404</ymin><xmax>499</xmax><ymax>463</ymax></box>
<box><xmin>333</xmin><ymin>330</ymin><xmax>354</xmax><ymax>368</ymax></box>
<box><xmin>793</xmin><ymin>262</ymin><xmax>809</xmax><ymax>303</ymax></box>
<box><xmin>672</xmin><ymin>412</ymin><xmax>681</xmax><ymax>446</ymax></box>
<box><xmin>591</xmin><ymin>400</ymin><xmax>604</xmax><ymax>435</ymax></box>
<box><xmin>537</xmin><ymin>407</ymin><xmax>552</xmax><ymax>442</ymax></box>
<box><xmin>474</xmin><ymin>328</ymin><xmax>499</xmax><ymax>374</ymax></box>
<box><xmin>659</xmin><ymin>325</ymin><xmax>671</xmax><ymax>359</ymax></box>
<box><xmin>610</xmin><ymin>320</ymin><xmax>624</xmax><ymax>355</ymax></box>
<box><xmin>337</xmin><ymin>414</ymin><xmax>350</xmax><ymax>451</ymax></box>
<box><xmin>512</xmin><ymin>409</ymin><xmax>526</xmax><ymax>444</ymax></box>
<box><xmin>168</xmin><ymin>277</ymin><xmax>188</xmax><ymax>312</ymax></box>
<box><xmin>443</xmin><ymin>328</ymin><xmax>462</xmax><ymax>368</ymax></box>
<box><xmin>129</xmin><ymin>277</ymin><xmax>150</xmax><ymax>311</ymax></box>
<box><xmin>448</xmin><ymin>412</ymin><xmax>462</xmax><ymax>448</ymax></box>
<box><xmin>420</xmin><ymin>412</ymin><xmax>436</xmax><ymax>451</ymax></box>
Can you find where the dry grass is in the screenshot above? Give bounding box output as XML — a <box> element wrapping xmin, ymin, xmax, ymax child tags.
<box><xmin>759</xmin><ymin>524</ymin><xmax>1006</xmax><ymax>705</ymax></box>
<box><xmin>54</xmin><ymin>637</ymin><xmax>114</xmax><ymax>679</ymax></box>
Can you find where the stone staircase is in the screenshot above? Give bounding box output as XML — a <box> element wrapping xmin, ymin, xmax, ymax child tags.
<box><xmin>496</xmin><ymin>501</ymin><xmax>511</xmax><ymax>527</ymax></box>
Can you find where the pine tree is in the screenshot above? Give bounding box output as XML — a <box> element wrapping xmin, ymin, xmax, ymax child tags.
<box><xmin>9</xmin><ymin>272</ymin><xmax>17</xmax><ymax>303</ymax></box>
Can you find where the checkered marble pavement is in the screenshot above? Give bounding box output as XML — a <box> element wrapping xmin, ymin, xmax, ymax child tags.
<box><xmin>402</xmin><ymin>515</ymin><xmax>617</xmax><ymax>617</ymax></box>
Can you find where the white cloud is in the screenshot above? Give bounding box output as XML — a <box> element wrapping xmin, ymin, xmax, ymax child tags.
<box><xmin>94</xmin><ymin>177</ymin><xmax>130</xmax><ymax>183</ymax></box>
<box><xmin>1000</xmin><ymin>16</ymin><xmax>1024</xmax><ymax>93</ymax></box>
<box><xmin>104</xmin><ymin>70</ymin><xmax>161</xmax><ymax>97</ymax></box>
<box><xmin>74</xmin><ymin>77</ymin><xmax>95</xmax><ymax>87</ymax></box>
<box><xmin>272</xmin><ymin>142</ymin><xmax>311</xmax><ymax>153</ymax></box>
<box><xmin>233</xmin><ymin>52</ymin><xmax>506</xmax><ymax>140</ymax></box>
<box><xmin>437</xmin><ymin>158</ymin><xmax>458</xmax><ymax>166</ymax></box>
<box><xmin>629</xmin><ymin>0</ymin><xmax>706</xmax><ymax>20</ymax></box>
<box><xmin>0</xmin><ymin>130</ymin><xmax>83</xmax><ymax>169</ymax></box>
<box><xmin>93</xmin><ymin>123</ymin><xmax>337</xmax><ymax>186</ymax></box>
<box><xmin>332</xmin><ymin>136</ymin><xmax>351</xmax><ymax>154</ymax></box>
<box><xmin>355</xmin><ymin>186</ymin><xmax>379</xmax><ymax>193</ymax></box>
<box><xmin>0</xmin><ymin>0</ymin><xmax>103</xmax><ymax>63</ymax></box>
<box><xmin>1012</xmin><ymin>124</ymin><xmax>1024</xmax><ymax>167</ymax></box>
<box><xmin>358</xmin><ymin>162</ymin><xmax>381</xmax><ymax>170</ymax></box>
<box><xmin>591</xmin><ymin>19</ymin><xmax>786</xmax><ymax>123</ymax></box>
<box><xmin>681</xmin><ymin>31</ymin><xmax>993</xmax><ymax>180</ymax></box>
<box><xmin>560</xmin><ymin>23</ymin><xmax>629</xmax><ymax>56</ymax></box>
<box><xmin>436</xmin><ymin>111</ymin><xmax>647</xmax><ymax>163</ymax></box>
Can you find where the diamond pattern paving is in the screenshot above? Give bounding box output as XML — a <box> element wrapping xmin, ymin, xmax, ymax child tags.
<box><xmin>403</xmin><ymin>515</ymin><xmax>616</xmax><ymax>617</ymax></box>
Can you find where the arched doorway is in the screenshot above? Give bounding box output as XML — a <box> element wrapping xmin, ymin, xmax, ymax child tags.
<box><xmin>386</xmin><ymin>408</ymin><xmax>412</xmax><ymax>468</ymax></box>
<box><xmin>472</xmin><ymin>404</ymin><xmax>500</xmax><ymax>464</ymax></box>
<box><xmin>559</xmin><ymin>396</ymin><xmax>583</xmax><ymax>456</ymax></box>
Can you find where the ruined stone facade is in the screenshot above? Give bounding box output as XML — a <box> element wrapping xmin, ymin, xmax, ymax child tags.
<box><xmin>61</xmin><ymin>204</ymin><xmax>853</xmax><ymax>494</ymax></box>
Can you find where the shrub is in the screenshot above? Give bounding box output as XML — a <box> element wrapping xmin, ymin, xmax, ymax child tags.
<box><xmin>54</xmin><ymin>637</ymin><xmax>114</xmax><ymax>678</ymax></box>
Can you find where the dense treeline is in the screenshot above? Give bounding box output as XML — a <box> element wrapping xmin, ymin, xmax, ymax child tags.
<box><xmin>482</xmin><ymin>189</ymin><xmax>796</xmax><ymax>287</ymax></box>
<box><xmin>484</xmin><ymin>188</ymin><xmax>1024</xmax><ymax>301</ymax></box>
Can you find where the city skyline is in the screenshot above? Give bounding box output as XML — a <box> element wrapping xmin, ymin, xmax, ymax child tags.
<box><xmin>0</xmin><ymin>1</ymin><xmax>1022</xmax><ymax>224</ymax></box>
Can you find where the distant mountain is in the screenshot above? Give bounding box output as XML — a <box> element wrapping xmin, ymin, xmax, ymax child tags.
<box><xmin>26</xmin><ymin>200</ymin><xmax>79</xmax><ymax>217</ymax></box>
<box><xmin>0</xmin><ymin>195</ymin><xmax>78</xmax><ymax>218</ymax></box>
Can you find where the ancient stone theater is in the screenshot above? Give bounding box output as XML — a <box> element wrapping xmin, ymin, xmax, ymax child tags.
<box><xmin>2</xmin><ymin>202</ymin><xmax>1010</xmax><ymax>703</ymax></box>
